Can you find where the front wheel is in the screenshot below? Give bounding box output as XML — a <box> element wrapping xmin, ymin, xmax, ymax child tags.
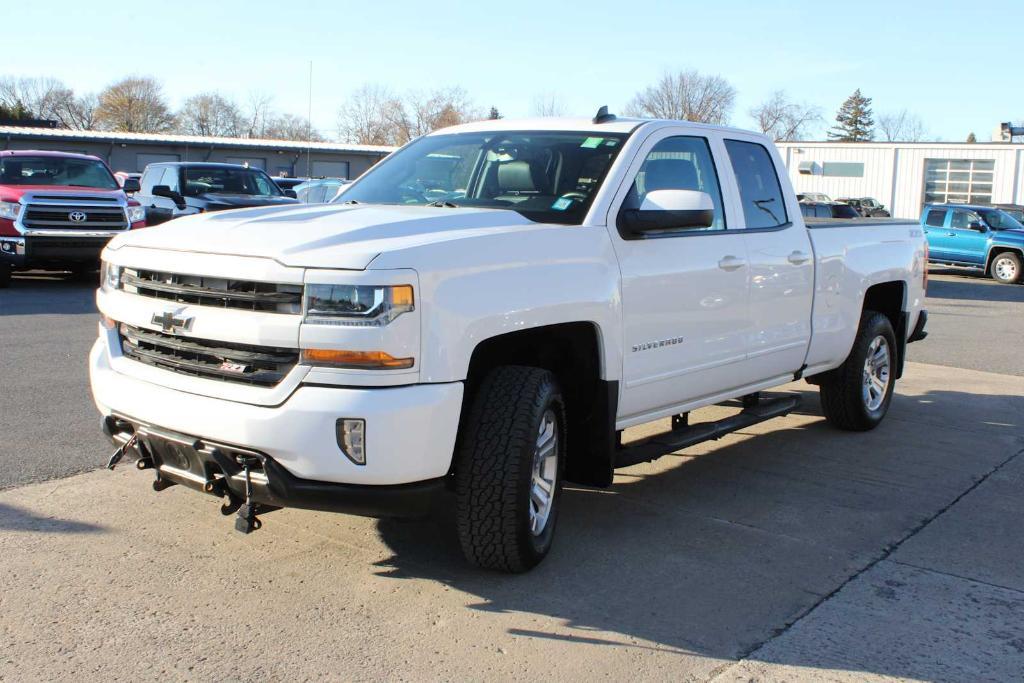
<box><xmin>455</xmin><ymin>366</ymin><xmax>565</xmax><ymax>572</ymax></box>
<box><xmin>990</xmin><ymin>251</ymin><xmax>1022</xmax><ymax>284</ymax></box>
<box><xmin>819</xmin><ymin>311</ymin><xmax>897</xmax><ymax>431</ymax></box>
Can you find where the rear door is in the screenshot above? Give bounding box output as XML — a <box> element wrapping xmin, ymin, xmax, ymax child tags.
<box><xmin>947</xmin><ymin>209</ymin><xmax>989</xmax><ymax>264</ymax></box>
<box><xmin>609</xmin><ymin>128</ymin><xmax>751</xmax><ymax>423</ymax></box>
<box><xmin>723</xmin><ymin>137</ymin><xmax>814</xmax><ymax>382</ymax></box>
<box><xmin>922</xmin><ymin>207</ymin><xmax>951</xmax><ymax>260</ymax></box>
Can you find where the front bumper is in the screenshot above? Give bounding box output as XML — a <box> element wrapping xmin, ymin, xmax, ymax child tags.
<box><xmin>1</xmin><ymin>234</ymin><xmax>113</xmax><ymax>268</ymax></box>
<box><xmin>90</xmin><ymin>336</ymin><xmax>464</xmax><ymax>494</ymax></box>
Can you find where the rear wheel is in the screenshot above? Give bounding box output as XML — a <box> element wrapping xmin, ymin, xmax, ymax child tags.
<box><xmin>990</xmin><ymin>251</ymin><xmax>1022</xmax><ymax>284</ymax></box>
<box><xmin>819</xmin><ymin>311</ymin><xmax>897</xmax><ymax>431</ymax></box>
<box><xmin>455</xmin><ymin>365</ymin><xmax>565</xmax><ymax>572</ymax></box>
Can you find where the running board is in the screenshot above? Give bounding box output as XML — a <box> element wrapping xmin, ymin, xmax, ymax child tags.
<box><xmin>614</xmin><ymin>394</ymin><xmax>801</xmax><ymax>469</ymax></box>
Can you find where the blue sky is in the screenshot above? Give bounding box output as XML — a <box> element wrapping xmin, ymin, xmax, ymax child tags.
<box><xmin>9</xmin><ymin>0</ymin><xmax>1023</xmax><ymax>141</ymax></box>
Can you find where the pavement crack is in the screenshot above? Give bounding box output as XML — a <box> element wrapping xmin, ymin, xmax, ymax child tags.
<box><xmin>888</xmin><ymin>559</ymin><xmax>1024</xmax><ymax>596</ymax></box>
<box><xmin>709</xmin><ymin>443</ymin><xmax>1024</xmax><ymax>682</ymax></box>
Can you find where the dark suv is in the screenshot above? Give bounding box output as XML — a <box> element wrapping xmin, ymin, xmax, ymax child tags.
<box><xmin>837</xmin><ymin>197</ymin><xmax>891</xmax><ymax>217</ymax></box>
<box><xmin>799</xmin><ymin>202</ymin><xmax>861</xmax><ymax>219</ymax></box>
<box><xmin>135</xmin><ymin>162</ymin><xmax>300</xmax><ymax>225</ymax></box>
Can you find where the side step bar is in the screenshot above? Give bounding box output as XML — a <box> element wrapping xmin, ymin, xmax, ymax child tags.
<box><xmin>614</xmin><ymin>394</ymin><xmax>801</xmax><ymax>469</ymax></box>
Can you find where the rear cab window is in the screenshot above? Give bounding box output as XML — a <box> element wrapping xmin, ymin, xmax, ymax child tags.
<box><xmin>724</xmin><ymin>140</ymin><xmax>789</xmax><ymax>229</ymax></box>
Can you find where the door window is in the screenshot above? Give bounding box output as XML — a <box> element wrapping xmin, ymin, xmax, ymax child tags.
<box><xmin>159</xmin><ymin>167</ymin><xmax>179</xmax><ymax>191</ymax></box>
<box><xmin>623</xmin><ymin>136</ymin><xmax>726</xmax><ymax>231</ymax></box>
<box><xmin>724</xmin><ymin>140</ymin><xmax>788</xmax><ymax>229</ymax></box>
<box><xmin>950</xmin><ymin>209</ymin><xmax>979</xmax><ymax>229</ymax></box>
<box><xmin>924</xmin><ymin>209</ymin><xmax>946</xmax><ymax>227</ymax></box>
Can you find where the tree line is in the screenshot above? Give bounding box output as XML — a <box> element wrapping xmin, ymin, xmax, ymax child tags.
<box><xmin>1</xmin><ymin>71</ymin><xmax>937</xmax><ymax>145</ymax></box>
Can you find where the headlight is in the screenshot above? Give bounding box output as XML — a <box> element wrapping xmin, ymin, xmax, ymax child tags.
<box><xmin>101</xmin><ymin>261</ymin><xmax>122</xmax><ymax>291</ymax></box>
<box><xmin>0</xmin><ymin>201</ymin><xmax>20</xmax><ymax>221</ymax></box>
<box><xmin>304</xmin><ymin>284</ymin><xmax>414</xmax><ymax>326</ymax></box>
<box><xmin>126</xmin><ymin>205</ymin><xmax>146</xmax><ymax>223</ymax></box>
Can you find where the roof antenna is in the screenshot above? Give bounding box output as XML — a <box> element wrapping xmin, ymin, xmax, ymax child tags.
<box><xmin>593</xmin><ymin>105</ymin><xmax>616</xmax><ymax>124</ymax></box>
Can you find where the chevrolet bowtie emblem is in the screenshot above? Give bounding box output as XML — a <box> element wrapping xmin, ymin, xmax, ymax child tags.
<box><xmin>151</xmin><ymin>310</ymin><xmax>193</xmax><ymax>334</ymax></box>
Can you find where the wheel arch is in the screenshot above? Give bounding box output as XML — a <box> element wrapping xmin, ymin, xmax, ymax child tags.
<box><xmin>986</xmin><ymin>245</ymin><xmax>1024</xmax><ymax>273</ymax></box>
<box><xmin>862</xmin><ymin>280</ymin><xmax>908</xmax><ymax>379</ymax></box>
<box><xmin>460</xmin><ymin>322</ymin><xmax>618</xmax><ymax>488</ymax></box>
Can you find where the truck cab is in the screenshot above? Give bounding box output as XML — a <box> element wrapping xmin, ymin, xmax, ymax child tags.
<box><xmin>921</xmin><ymin>203</ymin><xmax>1024</xmax><ymax>283</ymax></box>
<box><xmin>134</xmin><ymin>162</ymin><xmax>300</xmax><ymax>226</ymax></box>
<box><xmin>0</xmin><ymin>150</ymin><xmax>145</xmax><ymax>287</ymax></box>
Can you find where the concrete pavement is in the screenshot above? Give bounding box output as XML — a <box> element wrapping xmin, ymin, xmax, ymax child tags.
<box><xmin>2</xmin><ymin>362</ymin><xmax>1022</xmax><ymax>681</ymax></box>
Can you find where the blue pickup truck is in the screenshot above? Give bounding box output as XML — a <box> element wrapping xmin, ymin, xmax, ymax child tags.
<box><xmin>921</xmin><ymin>204</ymin><xmax>1024</xmax><ymax>284</ymax></box>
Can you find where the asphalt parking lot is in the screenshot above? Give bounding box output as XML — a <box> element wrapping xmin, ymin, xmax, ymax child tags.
<box><xmin>1</xmin><ymin>269</ymin><xmax>1023</xmax><ymax>681</ymax></box>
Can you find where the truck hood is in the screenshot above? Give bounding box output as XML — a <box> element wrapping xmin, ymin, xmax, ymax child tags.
<box><xmin>0</xmin><ymin>185</ymin><xmax>126</xmax><ymax>203</ymax></box>
<box><xmin>197</xmin><ymin>193</ymin><xmax>300</xmax><ymax>209</ymax></box>
<box><xmin>108</xmin><ymin>203</ymin><xmax>541</xmax><ymax>269</ymax></box>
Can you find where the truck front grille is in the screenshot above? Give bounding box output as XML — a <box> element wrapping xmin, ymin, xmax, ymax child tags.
<box><xmin>23</xmin><ymin>204</ymin><xmax>128</xmax><ymax>230</ymax></box>
<box><xmin>119</xmin><ymin>324</ymin><xmax>299</xmax><ymax>387</ymax></box>
<box><xmin>121</xmin><ymin>268</ymin><xmax>303</xmax><ymax>314</ymax></box>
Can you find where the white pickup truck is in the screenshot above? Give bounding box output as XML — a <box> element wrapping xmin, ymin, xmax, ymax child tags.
<box><xmin>90</xmin><ymin>111</ymin><xmax>928</xmax><ymax>572</ymax></box>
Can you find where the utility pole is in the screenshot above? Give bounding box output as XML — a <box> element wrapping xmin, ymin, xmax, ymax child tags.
<box><xmin>306</xmin><ymin>60</ymin><xmax>313</xmax><ymax>178</ymax></box>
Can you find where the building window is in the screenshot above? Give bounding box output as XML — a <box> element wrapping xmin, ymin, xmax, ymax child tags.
<box><xmin>822</xmin><ymin>162</ymin><xmax>864</xmax><ymax>177</ymax></box>
<box><xmin>923</xmin><ymin>158</ymin><xmax>994</xmax><ymax>206</ymax></box>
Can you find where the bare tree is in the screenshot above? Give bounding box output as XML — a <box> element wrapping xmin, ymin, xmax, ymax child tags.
<box><xmin>178</xmin><ymin>93</ymin><xmax>243</xmax><ymax>137</ymax></box>
<box><xmin>749</xmin><ymin>91</ymin><xmax>822</xmax><ymax>141</ymax></box>
<box><xmin>263</xmin><ymin>113</ymin><xmax>324</xmax><ymax>142</ymax></box>
<box><xmin>242</xmin><ymin>91</ymin><xmax>274</xmax><ymax>138</ymax></box>
<box><xmin>337</xmin><ymin>84</ymin><xmax>478</xmax><ymax>146</ymax></box>
<box><xmin>400</xmin><ymin>86</ymin><xmax>477</xmax><ymax>141</ymax></box>
<box><xmin>336</xmin><ymin>83</ymin><xmax>406</xmax><ymax>146</ymax></box>
<box><xmin>0</xmin><ymin>76</ymin><xmax>68</xmax><ymax>120</ymax></box>
<box><xmin>877</xmin><ymin>109</ymin><xmax>927</xmax><ymax>142</ymax></box>
<box><xmin>624</xmin><ymin>70</ymin><xmax>736</xmax><ymax>124</ymax></box>
<box><xmin>530</xmin><ymin>92</ymin><xmax>566</xmax><ymax>117</ymax></box>
<box><xmin>94</xmin><ymin>76</ymin><xmax>175</xmax><ymax>133</ymax></box>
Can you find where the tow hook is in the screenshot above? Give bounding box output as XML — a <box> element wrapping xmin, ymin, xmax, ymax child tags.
<box><xmin>106</xmin><ymin>434</ymin><xmax>138</xmax><ymax>470</ymax></box>
<box><xmin>235</xmin><ymin>455</ymin><xmax>264</xmax><ymax>534</ymax></box>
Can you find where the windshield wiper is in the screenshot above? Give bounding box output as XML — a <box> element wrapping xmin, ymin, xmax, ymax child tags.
<box><xmin>426</xmin><ymin>200</ymin><xmax>459</xmax><ymax>208</ymax></box>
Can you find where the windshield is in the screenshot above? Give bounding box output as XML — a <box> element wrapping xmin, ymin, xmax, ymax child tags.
<box><xmin>0</xmin><ymin>156</ymin><xmax>118</xmax><ymax>190</ymax></box>
<box><xmin>979</xmin><ymin>209</ymin><xmax>1024</xmax><ymax>231</ymax></box>
<box><xmin>340</xmin><ymin>131</ymin><xmax>628</xmax><ymax>225</ymax></box>
<box><xmin>182</xmin><ymin>167</ymin><xmax>283</xmax><ymax>197</ymax></box>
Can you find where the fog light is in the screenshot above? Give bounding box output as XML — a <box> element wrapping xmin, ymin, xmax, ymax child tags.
<box><xmin>336</xmin><ymin>418</ymin><xmax>366</xmax><ymax>465</ymax></box>
<box><xmin>1</xmin><ymin>242</ymin><xmax>11</xmax><ymax>253</ymax></box>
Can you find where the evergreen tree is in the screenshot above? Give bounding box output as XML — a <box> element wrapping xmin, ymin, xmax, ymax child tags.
<box><xmin>828</xmin><ymin>89</ymin><xmax>874</xmax><ymax>142</ymax></box>
<box><xmin>966</xmin><ymin>132</ymin><xmax>977</xmax><ymax>143</ymax></box>
<box><xmin>0</xmin><ymin>101</ymin><xmax>33</xmax><ymax>123</ymax></box>
<box><xmin>488</xmin><ymin>106</ymin><xmax>502</xmax><ymax>120</ymax></box>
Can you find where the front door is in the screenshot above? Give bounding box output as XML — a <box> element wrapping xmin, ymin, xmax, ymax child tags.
<box><xmin>609</xmin><ymin>130</ymin><xmax>751</xmax><ymax>425</ymax></box>
<box><xmin>948</xmin><ymin>208</ymin><xmax>989</xmax><ymax>265</ymax></box>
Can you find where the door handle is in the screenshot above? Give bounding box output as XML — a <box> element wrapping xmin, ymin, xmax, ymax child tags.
<box><xmin>947</xmin><ymin>232</ymin><xmax>956</xmax><ymax>237</ymax></box>
<box><xmin>717</xmin><ymin>255</ymin><xmax>746</xmax><ymax>271</ymax></box>
<box><xmin>787</xmin><ymin>250</ymin><xmax>811</xmax><ymax>265</ymax></box>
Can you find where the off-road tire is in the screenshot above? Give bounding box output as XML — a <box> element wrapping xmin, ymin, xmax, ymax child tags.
<box><xmin>989</xmin><ymin>251</ymin><xmax>1022</xmax><ymax>285</ymax></box>
<box><xmin>819</xmin><ymin>311</ymin><xmax>897</xmax><ymax>431</ymax></box>
<box><xmin>455</xmin><ymin>365</ymin><xmax>565</xmax><ymax>572</ymax></box>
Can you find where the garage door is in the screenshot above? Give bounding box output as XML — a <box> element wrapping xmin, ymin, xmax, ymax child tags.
<box><xmin>136</xmin><ymin>153</ymin><xmax>180</xmax><ymax>172</ymax></box>
<box><xmin>311</xmin><ymin>161</ymin><xmax>350</xmax><ymax>179</ymax></box>
<box><xmin>226</xmin><ymin>156</ymin><xmax>266</xmax><ymax>170</ymax></box>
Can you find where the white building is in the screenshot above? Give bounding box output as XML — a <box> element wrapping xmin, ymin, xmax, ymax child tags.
<box><xmin>774</xmin><ymin>141</ymin><xmax>1024</xmax><ymax>219</ymax></box>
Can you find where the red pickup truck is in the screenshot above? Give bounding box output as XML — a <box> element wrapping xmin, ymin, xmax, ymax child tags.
<box><xmin>0</xmin><ymin>150</ymin><xmax>146</xmax><ymax>287</ymax></box>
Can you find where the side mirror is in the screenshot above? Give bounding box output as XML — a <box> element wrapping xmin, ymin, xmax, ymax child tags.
<box><xmin>619</xmin><ymin>190</ymin><xmax>715</xmax><ymax>237</ymax></box>
<box><xmin>152</xmin><ymin>185</ymin><xmax>186</xmax><ymax>209</ymax></box>
<box><xmin>122</xmin><ymin>178</ymin><xmax>141</xmax><ymax>193</ymax></box>
<box><xmin>284</xmin><ymin>189</ymin><xmax>298</xmax><ymax>199</ymax></box>
<box><xmin>968</xmin><ymin>220</ymin><xmax>987</xmax><ymax>232</ymax></box>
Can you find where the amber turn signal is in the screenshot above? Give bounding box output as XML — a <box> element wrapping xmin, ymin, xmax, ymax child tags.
<box><xmin>301</xmin><ymin>348</ymin><xmax>414</xmax><ymax>369</ymax></box>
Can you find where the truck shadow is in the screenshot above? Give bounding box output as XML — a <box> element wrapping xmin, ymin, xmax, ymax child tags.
<box><xmin>0</xmin><ymin>502</ymin><xmax>106</xmax><ymax>534</ymax></box>
<box><xmin>0</xmin><ymin>274</ymin><xmax>99</xmax><ymax>316</ymax></box>
<box><xmin>373</xmin><ymin>386</ymin><xmax>1024</xmax><ymax>678</ymax></box>
<box><xmin>927</xmin><ymin>269</ymin><xmax>1024</xmax><ymax>303</ymax></box>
